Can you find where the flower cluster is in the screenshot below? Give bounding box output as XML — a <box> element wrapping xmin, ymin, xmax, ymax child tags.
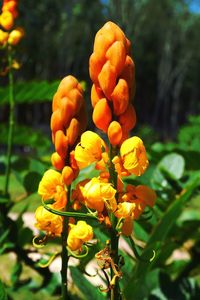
<box><xmin>89</xmin><ymin>21</ymin><xmax>136</xmax><ymax>145</ymax></box>
<box><xmin>34</xmin><ymin>21</ymin><xmax>156</xmax><ymax>256</ymax></box>
<box><xmin>0</xmin><ymin>0</ymin><xmax>24</xmax><ymax>48</ymax></box>
<box><xmin>35</xmin><ymin>76</ymin><xmax>94</xmax><ymax>251</ymax></box>
<box><xmin>71</xmin><ymin>21</ymin><xmax>156</xmax><ymax>236</ymax></box>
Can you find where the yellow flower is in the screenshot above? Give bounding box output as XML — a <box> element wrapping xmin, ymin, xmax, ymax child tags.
<box><xmin>82</xmin><ymin>177</ymin><xmax>117</xmax><ymax>212</ymax></box>
<box><xmin>0</xmin><ymin>11</ymin><xmax>14</xmax><ymax>31</ymax></box>
<box><xmin>0</xmin><ymin>29</ymin><xmax>8</xmax><ymax>46</ymax></box>
<box><xmin>8</xmin><ymin>27</ymin><xmax>24</xmax><ymax>45</ymax></box>
<box><xmin>120</xmin><ymin>136</ymin><xmax>149</xmax><ymax>176</ymax></box>
<box><xmin>74</xmin><ymin>131</ymin><xmax>106</xmax><ymax>169</ymax></box>
<box><xmin>67</xmin><ymin>221</ymin><xmax>93</xmax><ymax>251</ymax></box>
<box><xmin>38</xmin><ymin>169</ymin><xmax>67</xmax><ymax>210</ymax></box>
<box><xmin>114</xmin><ymin>202</ymin><xmax>136</xmax><ymax>219</ymax></box>
<box><xmin>35</xmin><ymin>205</ymin><xmax>63</xmax><ymax>236</ymax></box>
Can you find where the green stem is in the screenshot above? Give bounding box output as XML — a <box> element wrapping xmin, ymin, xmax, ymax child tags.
<box><xmin>4</xmin><ymin>48</ymin><xmax>14</xmax><ymax>196</ymax></box>
<box><xmin>109</xmin><ymin>145</ymin><xmax>120</xmax><ymax>300</ymax></box>
<box><xmin>61</xmin><ymin>186</ymin><xmax>71</xmax><ymax>300</ymax></box>
<box><xmin>42</xmin><ymin>200</ymin><xmax>98</xmax><ymax>219</ymax></box>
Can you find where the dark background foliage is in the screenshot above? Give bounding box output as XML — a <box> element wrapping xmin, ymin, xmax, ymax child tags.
<box><xmin>1</xmin><ymin>0</ymin><xmax>200</xmax><ymax>140</ymax></box>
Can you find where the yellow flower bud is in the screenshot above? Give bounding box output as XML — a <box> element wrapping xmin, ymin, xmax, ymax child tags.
<box><xmin>35</xmin><ymin>205</ymin><xmax>63</xmax><ymax>236</ymax></box>
<box><xmin>67</xmin><ymin>221</ymin><xmax>93</xmax><ymax>251</ymax></box>
<box><xmin>38</xmin><ymin>169</ymin><xmax>67</xmax><ymax>210</ymax></box>
<box><xmin>0</xmin><ymin>29</ymin><xmax>8</xmax><ymax>46</ymax></box>
<box><xmin>120</xmin><ymin>136</ymin><xmax>149</xmax><ymax>176</ymax></box>
<box><xmin>8</xmin><ymin>27</ymin><xmax>24</xmax><ymax>45</ymax></box>
<box><xmin>74</xmin><ymin>131</ymin><xmax>106</xmax><ymax>169</ymax></box>
<box><xmin>0</xmin><ymin>11</ymin><xmax>14</xmax><ymax>31</ymax></box>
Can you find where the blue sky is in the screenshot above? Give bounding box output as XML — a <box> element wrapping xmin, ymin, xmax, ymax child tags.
<box><xmin>189</xmin><ymin>0</ymin><xmax>200</xmax><ymax>13</ymax></box>
<box><xmin>100</xmin><ymin>0</ymin><xmax>200</xmax><ymax>13</ymax></box>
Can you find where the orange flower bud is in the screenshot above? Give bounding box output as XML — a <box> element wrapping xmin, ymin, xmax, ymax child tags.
<box><xmin>92</xmin><ymin>98</ymin><xmax>112</xmax><ymax>132</ymax></box>
<box><xmin>66</xmin><ymin>118</ymin><xmax>81</xmax><ymax>146</ymax></box>
<box><xmin>59</xmin><ymin>97</ymin><xmax>75</xmax><ymax>128</ymax></box>
<box><xmin>111</xmin><ymin>79</ymin><xmax>129</xmax><ymax>115</ymax></box>
<box><xmin>55</xmin><ymin>130</ymin><xmax>68</xmax><ymax>158</ymax></box>
<box><xmin>106</xmin><ymin>40</ymin><xmax>126</xmax><ymax>75</ymax></box>
<box><xmin>98</xmin><ymin>61</ymin><xmax>116</xmax><ymax>99</ymax></box>
<box><xmin>52</xmin><ymin>92</ymin><xmax>60</xmax><ymax>112</ymax></box>
<box><xmin>50</xmin><ymin>110</ymin><xmax>63</xmax><ymax>133</ymax></box>
<box><xmin>91</xmin><ymin>84</ymin><xmax>104</xmax><ymax>107</ymax></box>
<box><xmin>89</xmin><ymin>53</ymin><xmax>104</xmax><ymax>84</ymax></box>
<box><xmin>120</xmin><ymin>56</ymin><xmax>135</xmax><ymax>100</ymax></box>
<box><xmin>108</xmin><ymin>121</ymin><xmax>122</xmax><ymax>146</ymax></box>
<box><xmin>51</xmin><ymin>152</ymin><xmax>65</xmax><ymax>171</ymax></box>
<box><xmin>94</xmin><ymin>29</ymin><xmax>115</xmax><ymax>61</ymax></box>
<box><xmin>58</xmin><ymin>75</ymin><xmax>80</xmax><ymax>95</ymax></box>
<box><xmin>119</xmin><ymin>103</ymin><xmax>136</xmax><ymax>132</ymax></box>
<box><xmin>89</xmin><ymin>21</ymin><xmax>135</xmax><ymax>111</ymax></box>
<box><xmin>0</xmin><ymin>11</ymin><xmax>14</xmax><ymax>30</ymax></box>
<box><xmin>62</xmin><ymin>166</ymin><xmax>74</xmax><ymax>186</ymax></box>
<box><xmin>67</xmin><ymin>88</ymin><xmax>83</xmax><ymax>113</ymax></box>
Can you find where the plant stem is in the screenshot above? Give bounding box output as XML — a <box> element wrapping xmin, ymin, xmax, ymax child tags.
<box><xmin>109</xmin><ymin>145</ymin><xmax>120</xmax><ymax>300</ymax></box>
<box><xmin>4</xmin><ymin>48</ymin><xmax>14</xmax><ymax>196</ymax></box>
<box><xmin>61</xmin><ymin>186</ymin><xmax>71</xmax><ymax>300</ymax></box>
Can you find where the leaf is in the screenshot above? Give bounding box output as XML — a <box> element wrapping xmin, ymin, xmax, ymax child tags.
<box><xmin>124</xmin><ymin>178</ymin><xmax>199</xmax><ymax>300</ymax></box>
<box><xmin>0</xmin><ymin>280</ymin><xmax>7</xmax><ymax>300</ymax></box>
<box><xmin>18</xmin><ymin>227</ymin><xmax>33</xmax><ymax>247</ymax></box>
<box><xmin>11</xmin><ymin>262</ymin><xmax>22</xmax><ymax>287</ymax></box>
<box><xmin>158</xmin><ymin>153</ymin><xmax>185</xmax><ymax>180</ymax></box>
<box><xmin>70</xmin><ymin>266</ymin><xmax>106</xmax><ymax>300</ymax></box>
<box><xmin>0</xmin><ymin>124</ymin><xmax>51</xmax><ymax>153</ymax></box>
<box><xmin>23</xmin><ymin>171</ymin><xmax>41</xmax><ymax>193</ymax></box>
<box><xmin>0</xmin><ymin>80</ymin><xmax>59</xmax><ymax>105</ymax></box>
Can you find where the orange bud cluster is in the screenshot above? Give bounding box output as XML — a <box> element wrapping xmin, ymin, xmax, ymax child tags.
<box><xmin>51</xmin><ymin>75</ymin><xmax>87</xmax><ymax>183</ymax></box>
<box><xmin>0</xmin><ymin>1</ymin><xmax>24</xmax><ymax>48</ymax></box>
<box><xmin>89</xmin><ymin>21</ymin><xmax>136</xmax><ymax>145</ymax></box>
<box><xmin>2</xmin><ymin>0</ymin><xmax>19</xmax><ymax>18</ymax></box>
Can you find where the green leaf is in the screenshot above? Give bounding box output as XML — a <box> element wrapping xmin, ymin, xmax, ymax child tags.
<box><xmin>0</xmin><ymin>280</ymin><xmax>7</xmax><ymax>300</ymax></box>
<box><xmin>23</xmin><ymin>171</ymin><xmax>41</xmax><ymax>194</ymax></box>
<box><xmin>0</xmin><ymin>242</ymin><xmax>15</xmax><ymax>255</ymax></box>
<box><xmin>0</xmin><ymin>80</ymin><xmax>59</xmax><ymax>105</ymax></box>
<box><xmin>11</xmin><ymin>262</ymin><xmax>22</xmax><ymax>287</ymax></box>
<box><xmin>70</xmin><ymin>266</ymin><xmax>106</xmax><ymax>300</ymax></box>
<box><xmin>0</xmin><ymin>124</ymin><xmax>51</xmax><ymax>153</ymax></box>
<box><xmin>124</xmin><ymin>178</ymin><xmax>199</xmax><ymax>300</ymax></box>
<box><xmin>158</xmin><ymin>153</ymin><xmax>185</xmax><ymax>180</ymax></box>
